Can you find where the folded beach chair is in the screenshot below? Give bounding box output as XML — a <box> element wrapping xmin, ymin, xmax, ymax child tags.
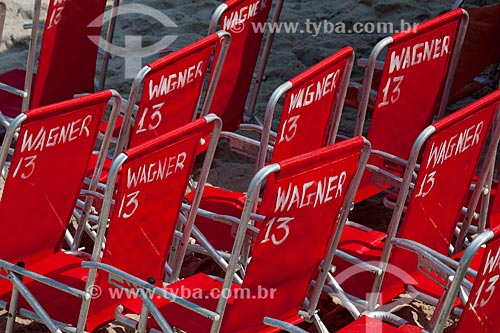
<box><xmin>447</xmin><ymin>2</ymin><xmax>500</xmax><ymax>105</ymax></box>
<box><xmin>0</xmin><ymin>0</ymin><xmax>107</xmax><ymax>128</ymax></box>
<box><xmin>204</xmin><ymin>0</ymin><xmax>284</xmax><ymax>131</ymax></box>
<box><xmin>351</xmin><ymin>8</ymin><xmax>468</xmax><ymax>202</ymax></box>
<box><xmin>70</xmin><ymin>32</ymin><xmax>230</xmax><ymax>249</ymax></box>
<box><xmin>88</xmin><ymin>136</ymin><xmax>371</xmax><ymax>333</ymax></box>
<box><xmin>0</xmin><ymin>114</ymin><xmax>221</xmax><ymax>332</ymax></box>
<box><xmin>327</xmin><ymin>89</ymin><xmax>500</xmax><ymax>315</ymax></box>
<box><xmin>335</xmin><ymin>226</ymin><xmax>500</xmax><ymax>333</ymax></box>
<box><xmin>189</xmin><ymin>47</ymin><xmax>355</xmax><ymax>252</ymax></box>
<box><xmin>0</xmin><ymin>90</ymin><xmax>120</xmax><ymax>332</ymax></box>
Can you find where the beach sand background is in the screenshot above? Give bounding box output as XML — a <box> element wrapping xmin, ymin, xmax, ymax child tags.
<box><xmin>0</xmin><ymin>0</ymin><xmax>498</xmax><ymax>331</ymax></box>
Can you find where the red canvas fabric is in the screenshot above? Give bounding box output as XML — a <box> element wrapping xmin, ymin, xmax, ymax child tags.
<box><xmin>128</xmin><ymin>34</ymin><xmax>221</xmax><ymax>147</ymax></box>
<box><xmin>0</xmin><ymin>116</ymin><xmax>215</xmax><ymax>332</ymax></box>
<box><xmin>134</xmin><ymin>137</ymin><xmax>366</xmax><ymax>333</ymax></box>
<box><xmin>456</xmin><ymin>237</ymin><xmax>500</xmax><ymax>333</ymax></box>
<box><xmin>271</xmin><ymin>46</ymin><xmax>353</xmax><ymax>162</ymax></box>
<box><xmin>0</xmin><ymin>69</ymin><xmax>33</xmax><ymax>117</ymax></box>
<box><xmin>30</xmin><ymin>0</ymin><xmax>106</xmax><ymax>108</ymax></box>
<box><xmin>120</xmin><ymin>273</ymin><xmax>302</xmax><ymax>333</ymax></box>
<box><xmin>0</xmin><ymin>91</ymin><xmax>112</xmax><ymax>262</ymax></box>
<box><xmin>185</xmin><ymin>186</ymin><xmax>246</xmax><ymax>251</ymax></box>
<box><xmin>209</xmin><ymin>0</ymin><xmax>273</xmax><ymax>131</ymax></box>
<box><xmin>0</xmin><ymin>0</ymin><xmax>106</xmax><ymax>118</ymax></box>
<box><xmin>355</xmin><ymin>9</ymin><xmax>465</xmax><ymax>202</ymax></box>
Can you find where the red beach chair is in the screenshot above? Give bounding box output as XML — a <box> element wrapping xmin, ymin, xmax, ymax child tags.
<box><xmin>71</xmin><ymin>32</ymin><xmax>231</xmax><ymax>249</ymax></box>
<box><xmin>0</xmin><ymin>90</ymin><xmax>121</xmax><ymax>332</ymax></box>
<box><xmin>345</xmin><ymin>2</ymin><xmax>500</xmax><ymax>113</ymax></box>
<box><xmin>205</xmin><ymin>0</ymin><xmax>284</xmax><ymax>131</ymax></box>
<box><xmin>328</xmin><ymin>90</ymin><xmax>500</xmax><ymax>314</ymax></box>
<box><xmin>336</xmin><ymin>227</ymin><xmax>500</xmax><ymax>333</ymax></box>
<box><xmin>351</xmin><ymin>9</ymin><xmax>468</xmax><ymax>203</ymax></box>
<box><xmin>90</xmin><ymin>136</ymin><xmax>371</xmax><ymax>333</ymax></box>
<box><xmin>0</xmin><ymin>0</ymin><xmax>107</xmax><ymax>127</ymax></box>
<box><xmin>190</xmin><ymin>47</ymin><xmax>355</xmax><ymax>252</ymax></box>
<box><xmin>0</xmin><ymin>115</ymin><xmax>221</xmax><ymax>332</ymax></box>
<box><xmin>114</xmin><ymin>31</ymin><xmax>230</xmax><ymax>150</ymax></box>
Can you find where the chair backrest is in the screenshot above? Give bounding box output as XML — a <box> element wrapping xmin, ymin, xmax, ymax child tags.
<box><xmin>378</xmin><ymin>90</ymin><xmax>500</xmax><ymax>302</ymax></box>
<box><xmin>207</xmin><ymin>0</ymin><xmax>276</xmax><ymax>131</ymax></box>
<box><xmin>354</xmin><ymin>9</ymin><xmax>468</xmax><ymax>202</ymax></box>
<box><xmin>97</xmin><ymin>116</ymin><xmax>221</xmax><ymax>285</ymax></box>
<box><xmin>29</xmin><ymin>0</ymin><xmax>107</xmax><ymax>109</ymax></box>
<box><xmin>449</xmin><ymin>3</ymin><xmax>500</xmax><ymax>104</ymax></box>
<box><xmin>117</xmin><ymin>32</ymin><xmax>230</xmax><ymax>151</ymax></box>
<box><xmin>256</xmin><ymin>47</ymin><xmax>354</xmax><ymax>169</ymax></box>
<box><xmin>454</xmin><ymin>233</ymin><xmax>500</xmax><ymax>332</ymax></box>
<box><xmin>217</xmin><ymin>137</ymin><xmax>370</xmax><ymax>333</ymax></box>
<box><xmin>0</xmin><ymin>90</ymin><xmax>118</xmax><ymax>263</ymax></box>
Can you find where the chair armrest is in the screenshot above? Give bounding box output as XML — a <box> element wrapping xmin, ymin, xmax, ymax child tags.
<box><xmin>221</xmin><ymin>130</ymin><xmax>273</xmax><ymax>162</ymax></box>
<box><xmin>81</xmin><ymin>262</ymin><xmax>221</xmax><ymax>325</ymax></box>
<box><xmin>0</xmin><ymin>82</ymin><xmax>28</xmax><ymax>98</ymax></box>
<box><xmin>0</xmin><ymin>112</ymin><xmax>13</xmax><ymax>130</ymax></box>
<box><xmin>263</xmin><ymin>317</ymin><xmax>308</xmax><ymax>333</ymax></box>
<box><xmin>357</xmin><ymin>58</ymin><xmax>385</xmax><ymax>70</ymax></box>
<box><xmin>181</xmin><ymin>202</ymin><xmax>262</xmax><ymax>244</ymax></box>
<box><xmin>0</xmin><ymin>259</ymin><xmax>89</xmax><ymax>300</ymax></box>
<box><xmin>391</xmin><ymin>238</ymin><xmax>476</xmax><ymax>289</ymax></box>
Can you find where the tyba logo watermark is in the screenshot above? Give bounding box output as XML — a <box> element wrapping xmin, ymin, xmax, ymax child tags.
<box><xmin>88</xmin><ymin>3</ymin><xmax>178</xmax><ymax>78</ymax></box>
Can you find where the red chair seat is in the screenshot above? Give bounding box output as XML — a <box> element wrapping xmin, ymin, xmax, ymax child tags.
<box><xmin>122</xmin><ymin>273</ymin><xmax>302</xmax><ymax>333</ymax></box>
<box><xmin>2</xmin><ymin>251</ymin><xmax>136</xmax><ymax>332</ymax></box>
<box><xmin>0</xmin><ymin>69</ymin><xmax>35</xmax><ymax>118</ymax></box>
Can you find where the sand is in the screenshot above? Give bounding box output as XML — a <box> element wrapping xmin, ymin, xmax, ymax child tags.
<box><xmin>0</xmin><ymin>0</ymin><xmax>498</xmax><ymax>331</ymax></box>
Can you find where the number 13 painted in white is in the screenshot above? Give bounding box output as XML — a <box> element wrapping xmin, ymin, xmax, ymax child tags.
<box><xmin>261</xmin><ymin>217</ymin><xmax>294</xmax><ymax>246</ymax></box>
<box><xmin>473</xmin><ymin>275</ymin><xmax>499</xmax><ymax>308</ymax></box>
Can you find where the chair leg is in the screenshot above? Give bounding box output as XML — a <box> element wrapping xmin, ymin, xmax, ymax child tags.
<box><xmin>9</xmin><ymin>272</ymin><xmax>62</xmax><ymax>333</ymax></box>
<box><xmin>312</xmin><ymin>313</ymin><xmax>330</xmax><ymax>333</ymax></box>
<box><xmin>5</xmin><ymin>284</ymin><xmax>20</xmax><ymax>333</ymax></box>
<box><xmin>137</xmin><ymin>300</ymin><xmax>149</xmax><ymax>333</ymax></box>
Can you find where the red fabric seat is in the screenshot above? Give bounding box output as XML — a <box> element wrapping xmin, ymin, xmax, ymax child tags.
<box><xmin>338</xmin><ymin>229</ymin><xmax>500</xmax><ymax>333</ymax></box>
<box><xmin>85</xmin><ymin>33</ymin><xmax>229</xmax><ymax>187</ymax></box>
<box><xmin>123</xmin><ymin>273</ymin><xmax>302</xmax><ymax>333</ymax></box>
<box><xmin>13</xmin><ymin>252</ymin><xmax>126</xmax><ymax>332</ymax></box>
